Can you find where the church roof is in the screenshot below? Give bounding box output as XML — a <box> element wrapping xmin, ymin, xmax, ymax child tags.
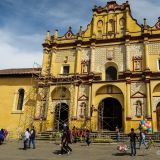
<box><xmin>0</xmin><ymin>68</ymin><xmax>41</xmax><ymax>76</ymax></box>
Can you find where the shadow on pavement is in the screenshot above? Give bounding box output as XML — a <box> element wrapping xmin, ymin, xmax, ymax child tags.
<box><xmin>112</xmin><ymin>152</ymin><xmax>131</xmax><ymax>156</ymax></box>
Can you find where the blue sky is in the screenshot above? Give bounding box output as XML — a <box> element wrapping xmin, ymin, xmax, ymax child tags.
<box><xmin>0</xmin><ymin>0</ymin><xmax>160</xmax><ymax>69</ymax></box>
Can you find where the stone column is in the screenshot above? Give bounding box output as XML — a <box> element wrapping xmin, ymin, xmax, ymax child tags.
<box><xmin>72</xmin><ymin>84</ymin><xmax>79</xmax><ymax>119</ymax></box>
<box><xmin>75</xmin><ymin>46</ymin><xmax>82</xmax><ymax>74</ymax></box>
<box><xmin>42</xmin><ymin>31</ymin><xmax>52</xmax><ymax>76</ymax></box>
<box><xmin>144</xmin><ymin>41</ymin><xmax>150</xmax><ymax>70</ymax></box>
<box><xmin>90</xmin><ymin>45</ymin><xmax>95</xmax><ymax>72</ymax></box>
<box><xmin>126</xmin><ymin>81</ymin><xmax>131</xmax><ymax>118</ymax></box>
<box><xmin>50</xmin><ymin>47</ymin><xmax>56</xmax><ymax>76</ymax></box>
<box><xmin>87</xmin><ymin>84</ymin><xmax>92</xmax><ymax>118</ymax></box>
<box><xmin>125</xmin><ymin>43</ymin><xmax>131</xmax><ymax>71</ymax></box>
<box><xmin>146</xmin><ymin>81</ymin><xmax>151</xmax><ymax>118</ymax></box>
<box><xmin>42</xmin><ymin>48</ymin><xmax>51</xmax><ymax>76</ymax></box>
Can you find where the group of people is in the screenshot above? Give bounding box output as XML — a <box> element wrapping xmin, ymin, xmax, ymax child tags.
<box><xmin>0</xmin><ymin>128</ymin><xmax>8</xmax><ymax>144</ymax></box>
<box><xmin>128</xmin><ymin>128</ymin><xmax>154</xmax><ymax>156</ymax></box>
<box><xmin>59</xmin><ymin>125</ymin><xmax>91</xmax><ymax>155</ymax></box>
<box><xmin>22</xmin><ymin>126</ymin><xmax>36</xmax><ymax>150</ymax></box>
<box><xmin>72</xmin><ymin>126</ymin><xmax>90</xmax><ymax>145</ymax></box>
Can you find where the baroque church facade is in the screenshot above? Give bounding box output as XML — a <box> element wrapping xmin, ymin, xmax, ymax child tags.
<box><xmin>1</xmin><ymin>1</ymin><xmax>160</xmax><ymax>137</ymax></box>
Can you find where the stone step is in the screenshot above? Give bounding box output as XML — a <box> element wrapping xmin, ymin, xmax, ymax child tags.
<box><xmin>36</xmin><ymin>130</ymin><xmax>160</xmax><ymax>142</ymax></box>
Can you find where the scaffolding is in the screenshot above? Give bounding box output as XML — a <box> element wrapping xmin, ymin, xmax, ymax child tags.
<box><xmin>16</xmin><ymin>62</ymin><xmax>40</xmax><ymax>138</ymax></box>
<box><xmin>52</xmin><ymin>74</ymin><xmax>78</xmax><ymax>132</ymax></box>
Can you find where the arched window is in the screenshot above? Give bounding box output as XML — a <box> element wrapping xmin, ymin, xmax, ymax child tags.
<box><xmin>17</xmin><ymin>88</ymin><xmax>25</xmax><ymax>110</ymax></box>
<box><xmin>106</xmin><ymin>66</ymin><xmax>117</xmax><ymax>80</ymax></box>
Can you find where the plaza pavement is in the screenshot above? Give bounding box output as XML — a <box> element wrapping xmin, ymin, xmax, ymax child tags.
<box><xmin>0</xmin><ymin>140</ymin><xmax>160</xmax><ymax>160</ymax></box>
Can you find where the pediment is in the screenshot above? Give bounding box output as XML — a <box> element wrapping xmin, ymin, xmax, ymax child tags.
<box><xmin>131</xmin><ymin>91</ymin><xmax>146</xmax><ymax>98</ymax></box>
<box><xmin>78</xmin><ymin>95</ymin><xmax>88</xmax><ymax>101</ymax></box>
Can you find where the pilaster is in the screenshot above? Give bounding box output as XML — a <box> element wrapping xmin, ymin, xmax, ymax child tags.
<box><xmin>90</xmin><ymin>44</ymin><xmax>96</xmax><ymax>72</ymax></box>
<box><xmin>87</xmin><ymin>83</ymin><xmax>92</xmax><ymax>118</ymax></box>
<box><xmin>144</xmin><ymin>41</ymin><xmax>150</xmax><ymax>70</ymax></box>
<box><xmin>146</xmin><ymin>80</ymin><xmax>151</xmax><ymax>118</ymax></box>
<box><xmin>75</xmin><ymin>46</ymin><xmax>82</xmax><ymax>74</ymax></box>
<box><xmin>72</xmin><ymin>82</ymin><xmax>79</xmax><ymax>120</ymax></box>
<box><xmin>126</xmin><ymin>80</ymin><xmax>131</xmax><ymax>119</ymax></box>
<box><xmin>125</xmin><ymin>43</ymin><xmax>131</xmax><ymax>71</ymax></box>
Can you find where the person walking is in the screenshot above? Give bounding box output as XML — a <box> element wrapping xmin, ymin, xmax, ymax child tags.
<box><xmin>117</xmin><ymin>130</ymin><xmax>120</xmax><ymax>142</ymax></box>
<box><xmin>139</xmin><ymin>131</ymin><xmax>147</xmax><ymax>149</ymax></box>
<box><xmin>29</xmin><ymin>126</ymin><xmax>36</xmax><ymax>149</ymax></box>
<box><xmin>86</xmin><ymin>129</ymin><xmax>91</xmax><ymax>146</ymax></box>
<box><xmin>59</xmin><ymin>126</ymin><xmax>72</xmax><ymax>155</ymax></box>
<box><xmin>128</xmin><ymin>128</ymin><xmax>138</xmax><ymax>156</ymax></box>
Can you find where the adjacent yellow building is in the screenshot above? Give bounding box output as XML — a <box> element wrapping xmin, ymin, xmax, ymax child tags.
<box><xmin>1</xmin><ymin>1</ymin><xmax>160</xmax><ymax>138</ymax></box>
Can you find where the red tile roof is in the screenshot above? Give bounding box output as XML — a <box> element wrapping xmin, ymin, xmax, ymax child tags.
<box><xmin>0</xmin><ymin>68</ymin><xmax>41</xmax><ymax>75</ymax></box>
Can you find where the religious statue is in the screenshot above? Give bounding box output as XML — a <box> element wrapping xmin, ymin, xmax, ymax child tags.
<box><xmin>135</xmin><ymin>61</ymin><xmax>141</xmax><ymax>70</ymax></box>
<box><xmin>136</xmin><ymin>101</ymin><xmax>142</xmax><ymax>117</ymax></box>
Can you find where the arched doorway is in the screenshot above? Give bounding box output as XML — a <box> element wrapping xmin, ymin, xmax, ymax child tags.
<box><xmin>98</xmin><ymin>98</ymin><xmax>122</xmax><ymax>131</ymax></box>
<box><xmin>54</xmin><ymin>103</ymin><xmax>69</xmax><ymax>131</ymax></box>
<box><xmin>106</xmin><ymin>66</ymin><xmax>117</xmax><ymax>80</ymax></box>
<box><xmin>156</xmin><ymin>103</ymin><xmax>160</xmax><ymax>131</ymax></box>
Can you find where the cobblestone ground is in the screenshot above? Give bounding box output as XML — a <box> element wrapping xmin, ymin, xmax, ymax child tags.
<box><xmin>0</xmin><ymin>141</ymin><xmax>160</xmax><ymax>160</ymax></box>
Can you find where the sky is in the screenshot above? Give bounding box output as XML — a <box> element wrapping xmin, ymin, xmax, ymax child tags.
<box><xmin>0</xmin><ymin>0</ymin><xmax>160</xmax><ymax>69</ymax></box>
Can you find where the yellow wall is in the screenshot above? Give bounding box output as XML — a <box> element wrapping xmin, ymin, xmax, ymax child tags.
<box><xmin>0</xmin><ymin>77</ymin><xmax>36</xmax><ymax>138</ymax></box>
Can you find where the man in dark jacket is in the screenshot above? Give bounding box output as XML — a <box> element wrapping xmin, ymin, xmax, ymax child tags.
<box><xmin>0</xmin><ymin>129</ymin><xmax>4</xmax><ymax>145</ymax></box>
<box><xmin>128</xmin><ymin>128</ymin><xmax>139</xmax><ymax>156</ymax></box>
<box><xmin>29</xmin><ymin>126</ymin><xmax>36</xmax><ymax>149</ymax></box>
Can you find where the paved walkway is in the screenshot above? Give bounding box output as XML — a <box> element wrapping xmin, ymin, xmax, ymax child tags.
<box><xmin>0</xmin><ymin>141</ymin><xmax>160</xmax><ymax>160</ymax></box>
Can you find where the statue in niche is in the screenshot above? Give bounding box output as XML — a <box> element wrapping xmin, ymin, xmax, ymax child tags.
<box><xmin>84</xmin><ymin>63</ymin><xmax>88</xmax><ymax>73</ymax></box>
<box><xmin>135</xmin><ymin>61</ymin><xmax>141</xmax><ymax>70</ymax></box>
<box><xmin>136</xmin><ymin>101</ymin><xmax>142</xmax><ymax>117</ymax></box>
<box><xmin>80</xmin><ymin>102</ymin><xmax>86</xmax><ymax>118</ymax></box>
<box><xmin>82</xmin><ymin>61</ymin><xmax>88</xmax><ymax>73</ymax></box>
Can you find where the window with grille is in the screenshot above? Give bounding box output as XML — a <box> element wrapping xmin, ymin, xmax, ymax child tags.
<box><xmin>17</xmin><ymin>88</ymin><xmax>25</xmax><ymax>110</ymax></box>
<box><xmin>63</xmin><ymin>65</ymin><xmax>70</xmax><ymax>74</ymax></box>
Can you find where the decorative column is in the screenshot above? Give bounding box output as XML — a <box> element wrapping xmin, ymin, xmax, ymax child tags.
<box><xmin>90</xmin><ymin>44</ymin><xmax>95</xmax><ymax>72</ymax></box>
<box><xmin>75</xmin><ymin>45</ymin><xmax>82</xmax><ymax>74</ymax></box>
<box><xmin>125</xmin><ymin>43</ymin><xmax>131</xmax><ymax>71</ymax></box>
<box><xmin>42</xmin><ymin>31</ymin><xmax>52</xmax><ymax>76</ymax></box>
<box><xmin>143</xmin><ymin>18</ymin><xmax>150</xmax><ymax>70</ymax></box>
<box><xmin>146</xmin><ymin>80</ymin><xmax>151</xmax><ymax>118</ymax></box>
<box><xmin>87</xmin><ymin>83</ymin><xmax>92</xmax><ymax>118</ymax></box>
<box><xmin>50</xmin><ymin>47</ymin><xmax>57</xmax><ymax>76</ymax></box>
<box><xmin>126</xmin><ymin>80</ymin><xmax>131</xmax><ymax>119</ymax></box>
<box><xmin>144</xmin><ymin>41</ymin><xmax>150</xmax><ymax>70</ymax></box>
<box><xmin>72</xmin><ymin>83</ymin><xmax>79</xmax><ymax>120</ymax></box>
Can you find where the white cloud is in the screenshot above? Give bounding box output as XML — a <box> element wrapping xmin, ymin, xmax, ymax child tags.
<box><xmin>0</xmin><ymin>0</ymin><xmax>159</xmax><ymax>69</ymax></box>
<box><xmin>0</xmin><ymin>28</ymin><xmax>42</xmax><ymax>69</ymax></box>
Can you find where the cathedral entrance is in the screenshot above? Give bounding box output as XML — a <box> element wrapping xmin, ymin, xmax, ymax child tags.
<box><xmin>156</xmin><ymin>103</ymin><xmax>160</xmax><ymax>131</ymax></box>
<box><xmin>54</xmin><ymin>103</ymin><xmax>69</xmax><ymax>131</ymax></box>
<box><xmin>98</xmin><ymin>98</ymin><xmax>122</xmax><ymax>131</ymax></box>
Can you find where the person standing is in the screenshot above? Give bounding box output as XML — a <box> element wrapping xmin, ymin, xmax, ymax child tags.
<box><xmin>23</xmin><ymin>128</ymin><xmax>30</xmax><ymax>150</ymax></box>
<box><xmin>29</xmin><ymin>126</ymin><xmax>36</xmax><ymax>149</ymax></box>
<box><xmin>128</xmin><ymin>128</ymin><xmax>138</xmax><ymax>156</ymax></box>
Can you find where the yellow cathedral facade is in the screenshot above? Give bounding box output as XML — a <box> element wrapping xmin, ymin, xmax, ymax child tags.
<box><xmin>0</xmin><ymin>1</ymin><xmax>160</xmax><ymax>138</ymax></box>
